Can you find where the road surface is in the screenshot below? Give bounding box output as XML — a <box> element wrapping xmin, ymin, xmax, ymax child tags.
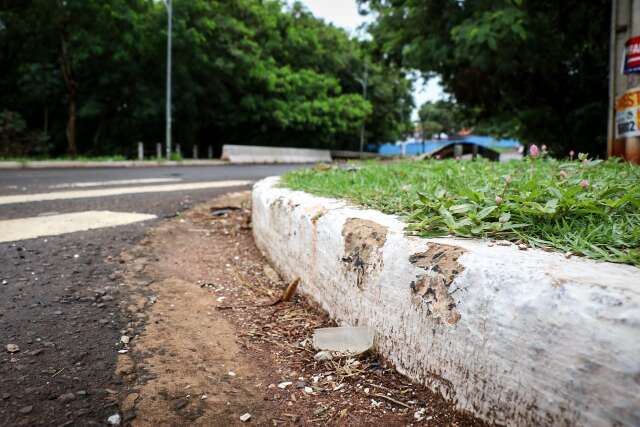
<box><xmin>0</xmin><ymin>164</ymin><xmax>301</xmax><ymax>426</ymax></box>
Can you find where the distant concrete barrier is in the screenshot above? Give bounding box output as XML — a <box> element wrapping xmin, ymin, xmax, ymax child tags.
<box><xmin>221</xmin><ymin>145</ymin><xmax>331</xmax><ymax>164</ymax></box>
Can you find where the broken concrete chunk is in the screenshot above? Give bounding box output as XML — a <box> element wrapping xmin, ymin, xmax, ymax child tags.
<box><xmin>313</xmin><ymin>326</ymin><xmax>374</xmax><ymax>354</ymax></box>
<box><xmin>6</xmin><ymin>344</ymin><xmax>19</xmax><ymax>353</ymax></box>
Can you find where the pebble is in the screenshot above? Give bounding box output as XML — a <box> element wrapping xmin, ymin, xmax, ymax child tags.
<box><xmin>54</xmin><ymin>310</ymin><xmax>63</xmax><ymax>315</ymax></box>
<box><xmin>58</xmin><ymin>392</ymin><xmax>75</xmax><ymax>403</ymax></box>
<box><xmin>240</xmin><ymin>413</ymin><xmax>251</xmax><ymax>422</ymax></box>
<box><xmin>6</xmin><ymin>343</ymin><xmax>20</xmax><ymax>353</ymax></box>
<box><xmin>277</xmin><ymin>381</ymin><xmax>292</xmax><ymax>389</ymax></box>
<box><xmin>120</xmin><ymin>336</ymin><xmax>130</xmax><ymax>344</ymax></box>
<box><xmin>313</xmin><ymin>351</ymin><xmax>332</xmax><ymax>361</ymax></box>
<box><xmin>107</xmin><ymin>413</ymin><xmax>121</xmax><ymax>425</ymax></box>
<box><xmin>18</xmin><ymin>405</ymin><xmax>33</xmax><ymax>415</ymax></box>
<box><xmin>174</xmin><ymin>399</ymin><xmax>188</xmax><ymax>410</ymax></box>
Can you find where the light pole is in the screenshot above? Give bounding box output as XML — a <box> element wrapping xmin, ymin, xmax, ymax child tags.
<box><xmin>164</xmin><ymin>0</ymin><xmax>173</xmax><ymax>159</ymax></box>
<box><xmin>356</xmin><ymin>60</ymin><xmax>368</xmax><ymax>157</ymax></box>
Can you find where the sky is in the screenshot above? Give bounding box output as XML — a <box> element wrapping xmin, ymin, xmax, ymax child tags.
<box><xmin>288</xmin><ymin>0</ymin><xmax>445</xmax><ymax>119</ymax></box>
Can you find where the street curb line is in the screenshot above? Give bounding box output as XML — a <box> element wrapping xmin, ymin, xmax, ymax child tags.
<box><xmin>252</xmin><ymin>176</ymin><xmax>640</xmax><ymax>426</ymax></box>
<box><xmin>0</xmin><ymin>160</ymin><xmax>227</xmax><ymax>169</ymax></box>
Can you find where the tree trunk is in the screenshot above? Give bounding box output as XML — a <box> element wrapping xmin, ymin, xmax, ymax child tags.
<box><xmin>66</xmin><ymin>96</ymin><xmax>77</xmax><ymax>156</ymax></box>
<box><xmin>59</xmin><ymin>31</ymin><xmax>78</xmax><ymax>156</ymax></box>
<box><xmin>43</xmin><ymin>106</ymin><xmax>48</xmax><ymax>135</ymax></box>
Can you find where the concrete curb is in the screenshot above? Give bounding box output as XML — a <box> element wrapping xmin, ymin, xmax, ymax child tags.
<box><xmin>0</xmin><ymin>160</ymin><xmax>227</xmax><ymax>169</ymax></box>
<box><xmin>222</xmin><ymin>145</ymin><xmax>331</xmax><ymax>164</ymax></box>
<box><xmin>252</xmin><ymin>176</ymin><xmax>640</xmax><ymax>426</ymax></box>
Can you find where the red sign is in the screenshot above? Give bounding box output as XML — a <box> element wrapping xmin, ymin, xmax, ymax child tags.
<box><xmin>624</xmin><ymin>36</ymin><xmax>640</xmax><ymax>74</ymax></box>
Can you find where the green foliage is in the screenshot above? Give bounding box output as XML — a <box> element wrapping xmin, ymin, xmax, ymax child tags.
<box><xmin>0</xmin><ymin>0</ymin><xmax>413</xmax><ymax>156</ymax></box>
<box><xmin>0</xmin><ymin>110</ymin><xmax>50</xmax><ymax>157</ymax></box>
<box><xmin>360</xmin><ymin>0</ymin><xmax>610</xmax><ymax>156</ymax></box>
<box><xmin>282</xmin><ymin>159</ymin><xmax>640</xmax><ymax>267</ymax></box>
<box><xmin>418</xmin><ymin>100</ymin><xmax>466</xmax><ymax>138</ymax></box>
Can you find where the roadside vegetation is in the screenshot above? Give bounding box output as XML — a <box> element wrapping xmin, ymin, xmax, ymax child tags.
<box><xmin>282</xmin><ymin>156</ymin><xmax>640</xmax><ymax>267</ymax></box>
<box><xmin>0</xmin><ymin>1</ymin><xmax>411</xmax><ymax>158</ymax></box>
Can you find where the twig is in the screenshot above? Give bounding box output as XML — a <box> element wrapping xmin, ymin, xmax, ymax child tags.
<box><xmin>51</xmin><ymin>368</ymin><xmax>65</xmax><ymax>378</ymax></box>
<box><xmin>372</xmin><ymin>393</ymin><xmax>411</xmax><ymax>409</ymax></box>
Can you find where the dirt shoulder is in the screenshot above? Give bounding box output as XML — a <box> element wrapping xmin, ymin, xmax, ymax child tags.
<box><xmin>115</xmin><ymin>192</ymin><xmax>487</xmax><ymax>426</ymax></box>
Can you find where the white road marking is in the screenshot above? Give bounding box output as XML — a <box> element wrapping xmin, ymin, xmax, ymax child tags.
<box><xmin>49</xmin><ymin>178</ymin><xmax>182</xmax><ymax>189</ymax></box>
<box><xmin>0</xmin><ymin>211</ymin><xmax>157</xmax><ymax>243</ymax></box>
<box><xmin>0</xmin><ymin>180</ymin><xmax>251</xmax><ymax>205</ymax></box>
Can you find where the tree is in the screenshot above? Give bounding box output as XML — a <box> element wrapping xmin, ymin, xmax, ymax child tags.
<box><xmin>418</xmin><ymin>100</ymin><xmax>464</xmax><ymax>138</ymax></box>
<box><xmin>359</xmin><ymin>0</ymin><xmax>610</xmax><ymax>156</ymax></box>
<box><xmin>0</xmin><ymin>0</ymin><xmax>414</xmax><ymax>156</ymax></box>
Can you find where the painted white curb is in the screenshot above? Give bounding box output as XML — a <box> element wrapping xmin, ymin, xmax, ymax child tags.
<box><xmin>252</xmin><ymin>176</ymin><xmax>640</xmax><ymax>426</ymax></box>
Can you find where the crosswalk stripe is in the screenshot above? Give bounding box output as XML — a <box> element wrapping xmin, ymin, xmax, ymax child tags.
<box><xmin>0</xmin><ymin>180</ymin><xmax>251</xmax><ymax>206</ymax></box>
<box><xmin>0</xmin><ymin>211</ymin><xmax>157</xmax><ymax>243</ymax></box>
<box><xmin>49</xmin><ymin>178</ymin><xmax>182</xmax><ymax>189</ymax></box>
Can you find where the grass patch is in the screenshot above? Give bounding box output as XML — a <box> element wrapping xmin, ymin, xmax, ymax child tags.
<box><xmin>281</xmin><ymin>157</ymin><xmax>640</xmax><ymax>267</ymax></box>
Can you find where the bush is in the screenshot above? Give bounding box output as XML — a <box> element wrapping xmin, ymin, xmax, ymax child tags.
<box><xmin>0</xmin><ymin>110</ymin><xmax>50</xmax><ymax>157</ymax></box>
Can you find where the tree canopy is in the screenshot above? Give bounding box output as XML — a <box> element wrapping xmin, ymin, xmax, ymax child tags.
<box><xmin>360</xmin><ymin>0</ymin><xmax>610</xmax><ymax>156</ymax></box>
<box><xmin>0</xmin><ymin>0</ymin><xmax>413</xmax><ymax>157</ymax></box>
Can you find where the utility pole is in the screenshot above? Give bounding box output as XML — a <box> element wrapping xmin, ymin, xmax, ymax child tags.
<box><xmin>164</xmin><ymin>0</ymin><xmax>173</xmax><ymax>160</ymax></box>
<box><xmin>608</xmin><ymin>0</ymin><xmax>640</xmax><ymax>163</ymax></box>
<box><xmin>356</xmin><ymin>60</ymin><xmax>368</xmax><ymax>157</ymax></box>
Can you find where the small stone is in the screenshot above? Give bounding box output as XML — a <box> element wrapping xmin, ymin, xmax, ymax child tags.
<box><xmin>76</xmin><ymin>390</ymin><xmax>87</xmax><ymax>397</ymax></box>
<box><xmin>107</xmin><ymin>413</ymin><xmax>121</xmax><ymax>425</ymax></box>
<box><xmin>120</xmin><ymin>336</ymin><xmax>130</xmax><ymax>344</ymax></box>
<box><xmin>313</xmin><ymin>351</ymin><xmax>332</xmax><ymax>362</ymax></box>
<box><xmin>240</xmin><ymin>413</ymin><xmax>251</xmax><ymax>422</ymax></box>
<box><xmin>6</xmin><ymin>344</ymin><xmax>19</xmax><ymax>353</ymax></box>
<box><xmin>227</xmin><ymin>371</ymin><xmax>236</xmax><ymax>377</ymax></box>
<box><xmin>58</xmin><ymin>393</ymin><xmax>75</xmax><ymax>403</ymax></box>
<box><xmin>295</xmin><ymin>381</ymin><xmax>305</xmax><ymax>389</ymax></box>
<box><xmin>277</xmin><ymin>381</ymin><xmax>292</xmax><ymax>389</ymax></box>
<box><xmin>54</xmin><ymin>310</ymin><xmax>63</xmax><ymax>315</ymax></box>
<box><xmin>19</xmin><ymin>405</ymin><xmax>33</xmax><ymax>415</ymax></box>
<box><xmin>304</xmin><ymin>386</ymin><xmax>313</xmax><ymax>394</ymax></box>
<box><xmin>174</xmin><ymin>399</ymin><xmax>188</xmax><ymax>410</ymax></box>
<box><xmin>122</xmin><ymin>393</ymin><xmax>139</xmax><ymax>412</ymax></box>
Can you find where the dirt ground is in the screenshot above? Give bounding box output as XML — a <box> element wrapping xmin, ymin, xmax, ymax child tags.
<box><xmin>113</xmin><ymin>191</ymin><xmax>488</xmax><ymax>426</ymax></box>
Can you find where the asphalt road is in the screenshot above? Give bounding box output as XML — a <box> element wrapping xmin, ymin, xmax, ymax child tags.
<box><xmin>0</xmin><ymin>164</ymin><xmax>302</xmax><ymax>426</ymax></box>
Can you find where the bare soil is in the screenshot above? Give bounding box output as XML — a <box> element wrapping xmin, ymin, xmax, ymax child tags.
<box><xmin>114</xmin><ymin>192</ymin><xmax>488</xmax><ymax>426</ymax></box>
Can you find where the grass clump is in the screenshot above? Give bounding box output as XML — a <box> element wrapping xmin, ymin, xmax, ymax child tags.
<box><xmin>281</xmin><ymin>157</ymin><xmax>640</xmax><ymax>267</ymax></box>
